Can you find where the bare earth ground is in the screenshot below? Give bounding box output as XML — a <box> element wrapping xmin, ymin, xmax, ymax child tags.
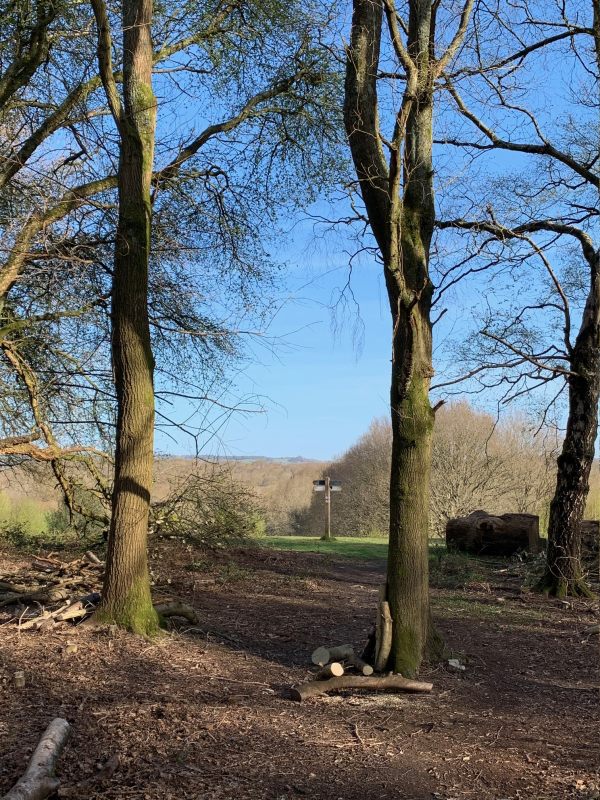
<box><xmin>1</xmin><ymin>542</ymin><xmax>599</xmax><ymax>800</ymax></box>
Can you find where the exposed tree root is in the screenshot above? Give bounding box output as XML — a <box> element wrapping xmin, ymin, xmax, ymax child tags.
<box><xmin>534</xmin><ymin>572</ymin><xmax>595</xmax><ymax>599</ymax></box>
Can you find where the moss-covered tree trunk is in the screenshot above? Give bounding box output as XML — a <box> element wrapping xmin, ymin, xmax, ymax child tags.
<box><xmin>385</xmin><ymin>57</ymin><xmax>437</xmax><ymax>677</ymax></box>
<box><xmin>95</xmin><ymin>0</ymin><xmax>159</xmax><ymax>634</ymax></box>
<box><xmin>538</xmin><ymin>264</ymin><xmax>600</xmax><ymax>598</ymax></box>
<box><xmin>344</xmin><ymin>0</ymin><xmax>471</xmax><ymax>675</ymax></box>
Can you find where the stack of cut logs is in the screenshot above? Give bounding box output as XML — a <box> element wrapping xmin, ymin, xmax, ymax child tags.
<box><xmin>0</xmin><ymin>552</ymin><xmax>198</xmax><ymax>629</ymax></box>
<box><xmin>289</xmin><ymin>586</ymin><xmax>433</xmax><ymax>701</ymax></box>
<box><xmin>290</xmin><ymin>641</ymin><xmax>433</xmax><ymax>701</ymax></box>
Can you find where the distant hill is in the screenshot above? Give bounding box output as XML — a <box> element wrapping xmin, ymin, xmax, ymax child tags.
<box><xmin>171</xmin><ymin>455</ymin><xmax>320</xmax><ymax>464</ymax></box>
<box><xmin>0</xmin><ymin>455</ymin><xmax>327</xmax><ymax>535</ymax></box>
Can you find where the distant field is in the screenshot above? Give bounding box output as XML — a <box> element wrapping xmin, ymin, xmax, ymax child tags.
<box><xmin>261</xmin><ymin>535</ymin><xmax>389</xmax><ymax>560</ymax></box>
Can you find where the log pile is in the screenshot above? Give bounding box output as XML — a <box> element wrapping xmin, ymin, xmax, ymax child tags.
<box><xmin>0</xmin><ymin>552</ymin><xmax>198</xmax><ymax>629</ymax></box>
<box><xmin>446</xmin><ymin>510</ymin><xmax>541</xmax><ymax>556</ymax></box>
<box><xmin>0</xmin><ymin>552</ymin><xmax>104</xmax><ymax>630</ymax></box>
<box><xmin>290</xmin><ymin>641</ymin><xmax>433</xmax><ymax>701</ymax></box>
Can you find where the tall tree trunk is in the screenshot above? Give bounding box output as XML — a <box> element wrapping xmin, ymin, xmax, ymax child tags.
<box><xmin>538</xmin><ymin>263</ymin><xmax>600</xmax><ymax>598</ymax></box>
<box><xmin>95</xmin><ymin>0</ymin><xmax>159</xmax><ymax>634</ymax></box>
<box><xmin>343</xmin><ymin>0</ymin><xmax>468</xmax><ymax>675</ymax></box>
<box><xmin>386</xmin><ymin>80</ymin><xmax>438</xmax><ymax>676</ymax></box>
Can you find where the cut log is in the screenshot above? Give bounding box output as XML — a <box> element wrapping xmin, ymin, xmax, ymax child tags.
<box><xmin>315</xmin><ymin>662</ymin><xmax>344</xmax><ymax>680</ymax></box>
<box><xmin>31</xmin><ymin>559</ymin><xmax>61</xmax><ymax>572</ymax></box>
<box><xmin>2</xmin><ymin>717</ymin><xmax>71</xmax><ymax>800</ymax></box>
<box><xmin>446</xmin><ymin>511</ymin><xmax>540</xmax><ymax>556</ymax></box>
<box><xmin>154</xmin><ymin>601</ymin><xmax>199</xmax><ymax>624</ymax></box>
<box><xmin>346</xmin><ymin>654</ymin><xmax>374</xmax><ymax>676</ymax></box>
<box><xmin>310</xmin><ymin>644</ymin><xmax>354</xmax><ymax>666</ymax></box>
<box><xmin>83</xmin><ymin>551</ymin><xmax>103</xmax><ymax>566</ymax></box>
<box><xmin>374</xmin><ymin>600</ymin><xmax>392</xmax><ymax>672</ymax></box>
<box><xmin>290</xmin><ymin>675</ymin><xmax>433</xmax><ymax>702</ymax></box>
<box><xmin>54</xmin><ymin>603</ymin><xmax>91</xmax><ymax>623</ymax></box>
<box><xmin>584</xmin><ymin>624</ymin><xmax>599</xmax><ymax>635</ymax></box>
<box><xmin>19</xmin><ymin>613</ymin><xmax>53</xmax><ymax>632</ymax></box>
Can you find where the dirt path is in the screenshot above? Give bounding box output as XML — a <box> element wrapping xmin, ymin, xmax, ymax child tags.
<box><xmin>0</xmin><ymin>543</ymin><xmax>598</xmax><ymax>799</ymax></box>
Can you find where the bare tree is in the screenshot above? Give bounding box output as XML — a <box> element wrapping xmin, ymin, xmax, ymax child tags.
<box><xmin>295</xmin><ymin>404</ymin><xmax>556</xmax><ymax>539</ymax></box>
<box><xmin>436</xmin><ymin>0</ymin><xmax>599</xmax><ymax>596</ymax></box>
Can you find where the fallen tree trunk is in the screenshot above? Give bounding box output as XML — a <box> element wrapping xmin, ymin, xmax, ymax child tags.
<box><xmin>2</xmin><ymin>718</ymin><xmax>71</xmax><ymax>800</ymax></box>
<box><xmin>290</xmin><ymin>675</ymin><xmax>433</xmax><ymax>702</ymax></box>
<box><xmin>446</xmin><ymin>511</ymin><xmax>540</xmax><ymax>556</ymax></box>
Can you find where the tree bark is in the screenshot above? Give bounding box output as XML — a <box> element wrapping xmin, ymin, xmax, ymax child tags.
<box><xmin>95</xmin><ymin>0</ymin><xmax>159</xmax><ymax>634</ymax></box>
<box><xmin>538</xmin><ymin>268</ymin><xmax>600</xmax><ymax>598</ymax></box>
<box><xmin>344</xmin><ymin>0</ymin><xmax>457</xmax><ymax>677</ymax></box>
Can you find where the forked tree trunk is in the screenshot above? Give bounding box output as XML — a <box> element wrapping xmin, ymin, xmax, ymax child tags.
<box><xmin>538</xmin><ymin>275</ymin><xmax>600</xmax><ymax>598</ymax></box>
<box><xmin>344</xmin><ymin>0</ymin><xmax>464</xmax><ymax>676</ymax></box>
<box><xmin>95</xmin><ymin>0</ymin><xmax>159</xmax><ymax>634</ymax></box>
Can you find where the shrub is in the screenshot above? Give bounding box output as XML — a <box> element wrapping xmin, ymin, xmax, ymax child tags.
<box><xmin>151</xmin><ymin>466</ymin><xmax>265</xmax><ymax>547</ymax></box>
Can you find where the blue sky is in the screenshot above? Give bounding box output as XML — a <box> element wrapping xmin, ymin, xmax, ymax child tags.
<box><xmin>153</xmin><ymin>3</ymin><xmax>597</xmax><ymax>462</ymax></box>
<box><xmin>218</xmin><ymin>254</ymin><xmax>392</xmax><ymax>461</ymax></box>
<box><xmin>157</xmin><ymin>216</ymin><xmax>394</xmax><ymax>461</ymax></box>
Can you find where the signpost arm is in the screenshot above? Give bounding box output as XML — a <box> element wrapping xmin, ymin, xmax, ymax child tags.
<box><xmin>324</xmin><ymin>476</ymin><xmax>331</xmax><ymax>541</ymax></box>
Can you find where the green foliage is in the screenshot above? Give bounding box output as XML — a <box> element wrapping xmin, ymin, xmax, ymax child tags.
<box><xmin>0</xmin><ymin>521</ymin><xmax>32</xmax><ymax>549</ymax></box>
<box><xmin>45</xmin><ymin>505</ymin><xmax>71</xmax><ymax>536</ymax></box>
<box><xmin>429</xmin><ymin>548</ymin><xmax>487</xmax><ymax>589</ymax></box>
<box><xmin>153</xmin><ymin>467</ymin><xmax>265</xmax><ymax>547</ymax></box>
<box><xmin>0</xmin><ymin>490</ymin><xmax>99</xmax><ymax>551</ymax></box>
<box><xmin>0</xmin><ymin>491</ymin><xmax>47</xmax><ymax>537</ymax></box>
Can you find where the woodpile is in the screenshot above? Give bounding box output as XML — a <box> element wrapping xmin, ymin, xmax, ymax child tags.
<box><xmin>0</xmin><ymin>552</ymin><xmax>104</xmax><ymax>630</ymax></box>
<box><xmin>0</xmin><ymin>552</ymin><xmax>198</xmax><ymax>629</ymax></box>
<box><xmin>290</xmin><ymin>640</ymin><xmax>433</xmax><ymax>701</ymax></box>
<box><xmin>446</xmin><ymin>510</ymin><xmax>540</xmax><ymax>556</ymax></box>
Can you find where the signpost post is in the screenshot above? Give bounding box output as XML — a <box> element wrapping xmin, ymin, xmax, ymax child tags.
<box><xmin>313</xmin><ymin>477</ymin><xmax>342</xmax><ymax>541</ymax></box>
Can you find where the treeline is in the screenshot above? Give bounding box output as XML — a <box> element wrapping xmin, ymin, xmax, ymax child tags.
<box><xmin>291</xmin><ymin>403</ymin><xmax>599</xmax><ymax>538</ymax></box>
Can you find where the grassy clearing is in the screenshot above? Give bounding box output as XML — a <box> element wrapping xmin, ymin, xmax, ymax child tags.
<box><xmin>261</xmin><ymin>535</ymin><xmax>389</xmax><ymax>560</ymax></box>
<box><xmin>261</xmin><ymin>535</ymin><xmax>477</xmax><ymax>565</ymax></box>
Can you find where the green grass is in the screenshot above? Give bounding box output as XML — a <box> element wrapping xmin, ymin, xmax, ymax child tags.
<box><xmin>261</xmin><ymin>535</ymin><xmax>390</xmax><ymax>560</ymax></box>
